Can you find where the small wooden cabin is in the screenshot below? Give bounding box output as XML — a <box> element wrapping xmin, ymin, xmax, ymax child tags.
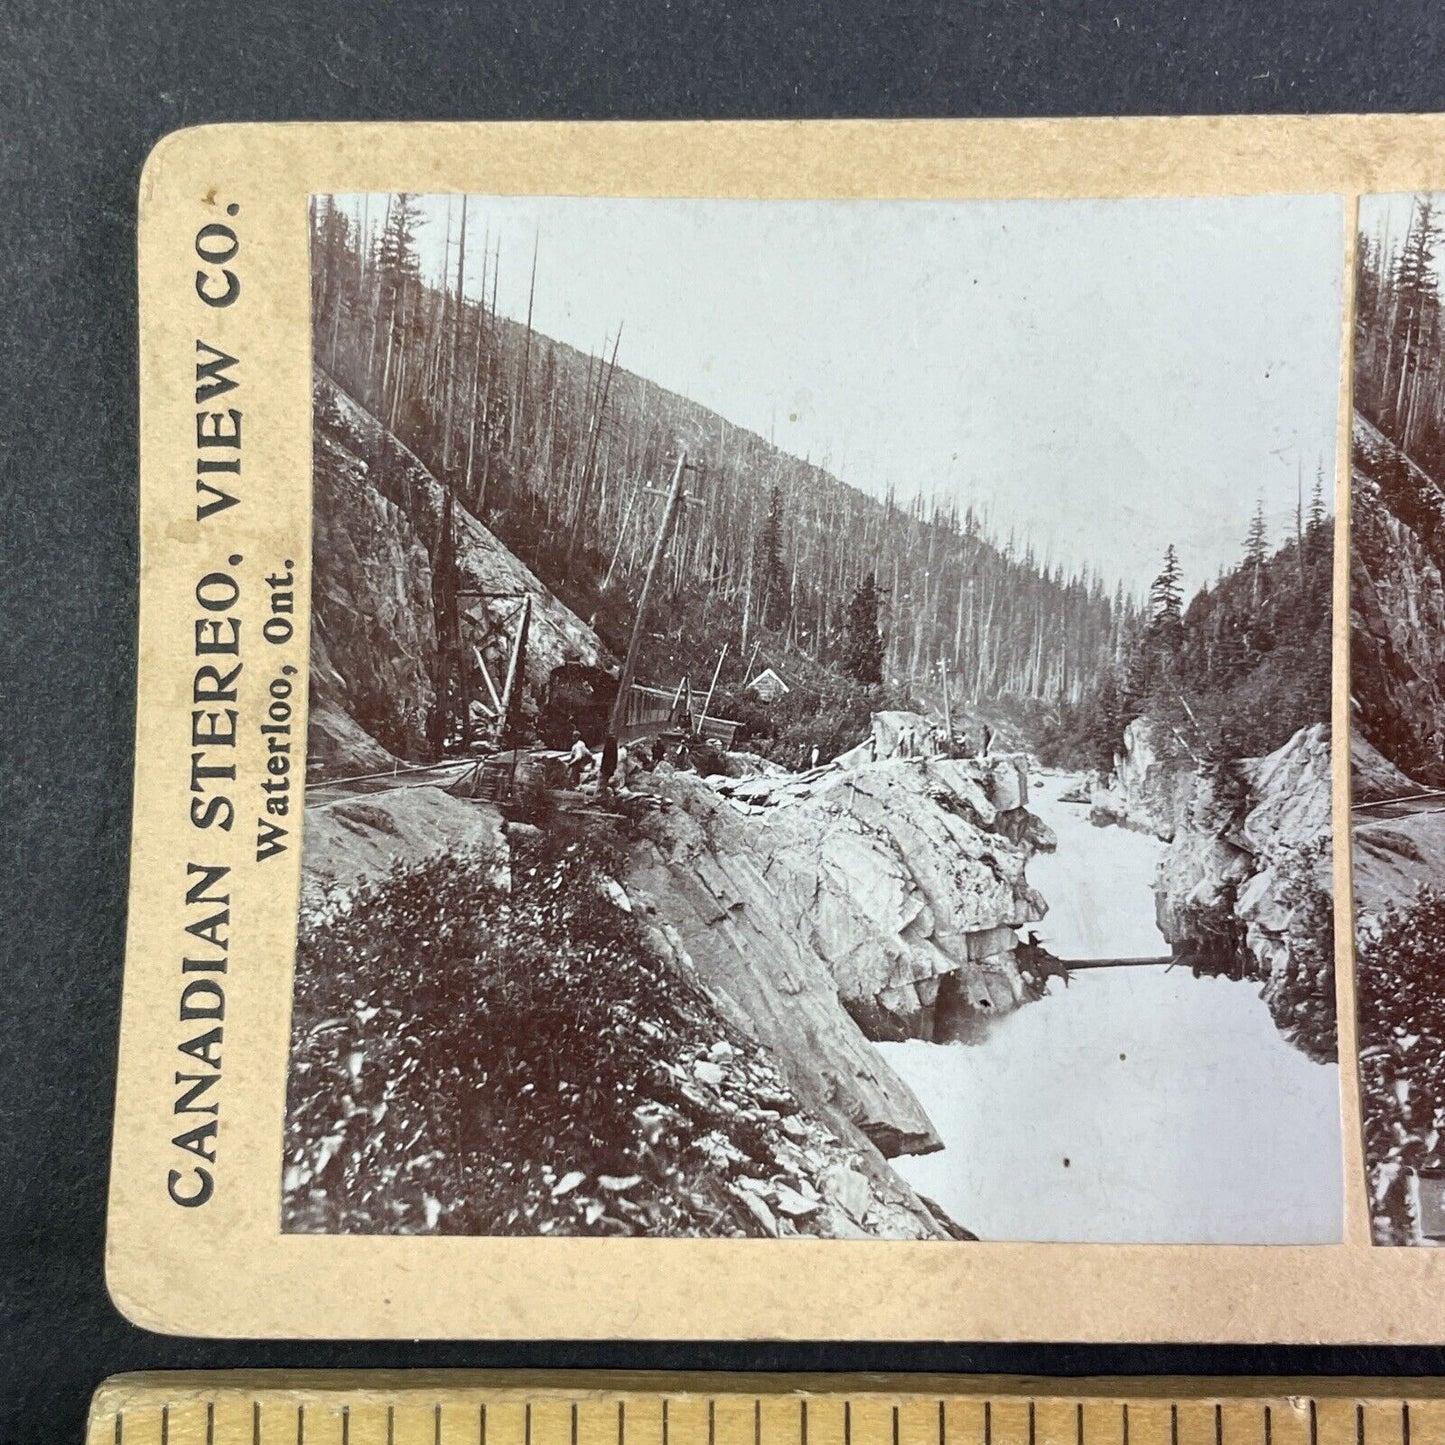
<box><xmin>743</xmin><ymin>667</ymin><xmax>791</xmax><ymax>704</ymax></box>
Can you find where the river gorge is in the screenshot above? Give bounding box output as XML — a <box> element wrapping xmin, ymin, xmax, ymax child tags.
<box><xmin>880</xmin><ymin>770</ymin><xmax>1343</xmax><ymax>1244</ymax></box>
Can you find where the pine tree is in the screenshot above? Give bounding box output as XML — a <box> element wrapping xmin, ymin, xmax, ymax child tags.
<box><xmin>1244</xmin><ymin>499</ymin><xmax>1269</xmax><ymax>569</ymax></box>
<box><xmin>842</xmin><ymin>572</ymin><xmax>886</xmax><ymax>686</ymax></box>
<box><xmin>1149</xmin><ymin>544</ymin><xmax>1183</xmax><ymax>632</ymax></box>
<box><xmin>1308</xmin><ymin>465</ymin><xmax>1327</xmax><ymax>534</ymax></box>
<box><xmin>755</xmin><ymin>483</ymin><xmax>789</xmax><ymax>631</ymax></box>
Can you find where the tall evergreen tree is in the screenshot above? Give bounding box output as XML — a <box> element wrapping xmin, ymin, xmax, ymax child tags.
<box><xmin>842</xmin><ymin>572</ymin><xmax>886</xmax><ymax>686</ymax></box>
<box><xmin>1149</xmin><ymin>544</ymin><xmax>1184</xmax><ymax>632</ymax></box>
<box><xmin>755</xmin><ymin>483</ymin><xmax>789</xmax><ymax>631</ymax></box>
<box><xmin>1244</xmin><ymin>499</ymin><xmax>1269</xmax><ymax>569</ymax></box>
<box><xmin>1307</xmin><ymin>465</ymin><xmax>1328</xmax><ymax>534</ymax></box>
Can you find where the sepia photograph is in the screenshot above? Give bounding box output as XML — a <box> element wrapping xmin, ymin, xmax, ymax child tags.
<box><xmin>1351</xmin><ymin>191</ymin><xmax>1445</xmax><ymax>1245</ymax></box>
<box><xmin>282</xmin><ymin>191</ymin><xmax>1344</xmax><ymax>1244</ymax></box>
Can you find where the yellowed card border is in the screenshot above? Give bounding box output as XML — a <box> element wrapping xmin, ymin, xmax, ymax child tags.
<box><xmin>109</xmin><ymin>116</ymin><xmax>1442</xmax><ymax>1341</ymax></box>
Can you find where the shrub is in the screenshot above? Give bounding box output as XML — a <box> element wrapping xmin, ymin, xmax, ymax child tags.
<box><xmin>1358</xmin><ymin>888</ymin><xmax>1445</xmax><ymax>1242</ymax></box>
<box><xmin>282</xmin><ymin>829</ymin><xmax>724</xmax><ymax>1236</ymax></box>
<box><xmin>1262</xmin><ymin>840</ymin><xmax>1337</xmax><ymax>1064</ymax></box>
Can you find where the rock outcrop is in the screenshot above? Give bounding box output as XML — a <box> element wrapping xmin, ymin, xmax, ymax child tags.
<box><xmin>1353</xmin><ymin>731</ymin><xmax>1445</xmax><ymax>920</ymax></box>
<box><xmin>311</xmin><ymin>425</ymin><xmax>439</xmax><ymax>767</ymax></box>
<box><xmin>1089</xmin><ymin>717</ymin><xmax>1197</xmax><ymax>841</ymax></box>
<box><xmin>625</xmin><ymin>752</ymin><xmax>1051</xmax><ymax>1165</ymax></box>
<box><xmin>1352</xmin><ymin>415</ymin><xmax>1445</xmax><ymax>789</ymax></box>
<box><xmin>308</xmin><ymin>375</ymin><xmax>604</xmax><ymax>776</ymax></box>
<box><xmin>1352</xmin><ymin>733</ymin><xmax>1418</xmax><ymax>806</ymax></box>
<box><xmin>627</xmin><ymin>775</ymin><xmax>944</xmax><ymax>1160</ymax></box>
<box><xmin>1148</xmin><ymin>723</ymin><xmax>1336</xmax><ymax>1059</ymax></box>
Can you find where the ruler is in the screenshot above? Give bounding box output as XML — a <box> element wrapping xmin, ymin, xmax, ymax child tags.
<box><xmin>88</xmin><ymin>1374</ymin><xmax>1443</xmax><ymax>1445</ymax></box>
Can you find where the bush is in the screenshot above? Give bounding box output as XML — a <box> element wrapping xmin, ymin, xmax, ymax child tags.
<box><xmin>709</xmin><ymin>675</ymin><xmax>919</xmax><ymax>767</ymax></box>
<box><xmin>282</xmin><ymin>828</ymin><xmax>729</xmax><ymax>1236</ymax></box>
<box><xmin>1262</xmin><ymin>840</ymin><xmax>1337</xmax><ymax>1064</ymax></box>
<box><xmin>1358</xmin><ymin>888</ymin><xmax>1445</xmax><ymax>1242</ymax></box>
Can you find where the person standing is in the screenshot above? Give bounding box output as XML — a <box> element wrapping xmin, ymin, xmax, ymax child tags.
<box><xmin>565</xmin><ymin>730</ymin><xmax>592</xmax><ymax>788</ymax></box>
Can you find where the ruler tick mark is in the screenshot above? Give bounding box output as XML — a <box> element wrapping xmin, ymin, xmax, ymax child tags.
<box><xmin>209</xmin><ymin>1404</ymin><xmax>217</xmax><ymax>1445</ymax></box>
<box><xmin>1358</xmin><ymin>1404</ymin><xmax>1366</xmax><ymax>1445</ymax></box>
<box><xmin>342</xmin><ymin>1407</ymin><xmax>350</xmax><ymax>1445</ymax></box>
<box><xmin>663</xmin><ymin>1400</ymin><xmax>669</xmax><ymax>1445</ymax></box>
<box><xmin>527</xmin><ymin>1404</ymin><xmax>534</xmax><ymax>1445</ymax></box>
<box><xmin>299</xmin><ymin>1404</ymin><xmax>306</xmax><ymax>1445</ymax></box>
<box><xmin>1402</xmin><ymin>1402</ymin><xmax>1411</xmax><ymax>1445</ymax></box>
<box><xmin>1076</xmin><ymin>1402</ymin><xmax>1084</xmax><ymax>1445</ymax></box>
<box><xmin>162</xmin><ymin>1405</ymin><xmax>170</xmax><ymax>1445</ymax></box>
<box><xmin>938</xmin><ymin>1401</ymin><xmax>946</xmax><ymax>1445</ymax></box>
<box><xmin>253</xmin><ymin>1401</ymin><xmax>261</xmax><ymax>1445</ymax></box>
<box><xmin>115</xmin><ymin>1410</ymin><xmax>124</xmax><ymax>1445</ymax></box>
<box><xmin>1028</xmin><ymin>1404</ymin><xmax>1035</xmax><ymax>1445</ymax></box>
<box><xmin>1122</xmin><ymin>1406</ymin><xmax>1129</xmax><ymax>1445</ymax></box>
<box><xmin>709</xmin><ymin>1402</ymin><xmax>716</xmax><ymax>1445</ymax></box>
<box><xmin>436</xmin><ymin>1404</ymin><xmax>443</xmax><ymax>1445</ymax></box>
<box><xmin>1171</xmin><ymin>1405</ymin><xmax>1179</xmax><ymax>1445</ymax></box>
<box><xmin>620</xmin><ymin>1399</ymin><xmax>627</xmax><ymax>1445</ymax></box>
<box><xmin>387</xmin><ymin>1405</ymin><xmax>394</xmax><ymax>1445</ymax></box>
<box><xmin>573</xmin><ymin>1403</ymin><xmax>580</xmax><ymax>1445</ymax></box>
<box><xmin>1309</xmin><ymin>1401</ymin><xmax>1318</xmax><ymax>1445</ymax></box>
<box><xmin>1215</xmin><ymin>1403</ymin><xmax>1223</xmax><ymax>1445</ymax></box>
<box><xmin>481</xmin><ymin>1403</ymin><xmax>487</xmax><ymax>1445</ymax></box>
<box><xmin>985</xmin><ymin>1401</ymin><xmax>992</xmax><ymax>1445</ymax></box>
<box><xmin>1264</xmin><ymin>1406</ymin><xmax>1272</xmax><ymax>1445</ymax></box>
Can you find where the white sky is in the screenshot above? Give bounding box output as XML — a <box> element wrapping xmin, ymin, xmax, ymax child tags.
<box><xmin>1359</xmin><ymin>192</ymin><xmax>1445</xmax><ymax>282</ymax></box>
<box><xmin>340</xmin><ymin>193</ymin><xmax>1345</xmax><ymax>597</ymax></box>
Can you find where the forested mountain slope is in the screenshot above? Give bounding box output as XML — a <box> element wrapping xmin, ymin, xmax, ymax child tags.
<box><xmin>310</xmin><ymin>197</ymin><xmax>1129</xmax><ymax>707</ymax></box>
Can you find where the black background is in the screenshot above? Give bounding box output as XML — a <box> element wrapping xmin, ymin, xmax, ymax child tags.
<box><xmin>5</xmin><ymin>2</ymin><xmax>1445</xmax><ymax>1442</ymax></box>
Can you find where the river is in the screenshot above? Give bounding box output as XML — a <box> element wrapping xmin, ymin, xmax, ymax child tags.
<box><xmin>878</xmin><ymin>770</ymin><xmax>1343</xmax><ymax>1244</ymax></box>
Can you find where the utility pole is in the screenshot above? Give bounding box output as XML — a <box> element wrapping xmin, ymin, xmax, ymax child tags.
<box><xmin>600</xmin><ymin>449</ymin><xmax>691</xmax><ymax>786</ymax></box>
<box><xmin>697</xmin><ymin>643</ymin><xmax>729</xmax><ymax>741</ymax></box>
<box><xmin>940</xmin><ymin>656</ymin><xmax>953</xmax><ymax>753</ymax></box>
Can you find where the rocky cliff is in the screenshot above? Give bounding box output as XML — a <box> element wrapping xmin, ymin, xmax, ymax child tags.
<box><xmin>1088</xmin><ymin>716</ymin><xmax>1198</xmax><ymax>841</ymax></box>
<box><xmin>1352</xmin><ymin>414</ymin><xmax>1445</xmax><ymax>788</ymax></box>
<box><xmin>1118</xmin><ymin>720</ymin><xmax>1336</xmax><ymax>1059</ymax></box>
<box><xmin>309</xmin><ymin>375</ymin><xmax>604</xmax><ymax>777</ymax></box>
<box><xmin>633</xmin><ymin>748</ymin><xmax>1051</xmax><ymax>1052</ymax></box>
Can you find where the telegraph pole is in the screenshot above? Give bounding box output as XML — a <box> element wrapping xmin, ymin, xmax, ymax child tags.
<box><xmin>940</xmin><ymin>657</ymin><xmax>953</xmax><ymax>754</ymax></box>
<box><xmin>600</xmin><ymin>448</ymin><xmax>691</xmax><ymax>786</ymax></box>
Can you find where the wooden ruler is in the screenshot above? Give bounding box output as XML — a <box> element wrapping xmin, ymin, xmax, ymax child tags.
<box><xmin>87</xmin><ymin>1374</ymin><xmax>1445</xmax><ymax>1445</ymax></box>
